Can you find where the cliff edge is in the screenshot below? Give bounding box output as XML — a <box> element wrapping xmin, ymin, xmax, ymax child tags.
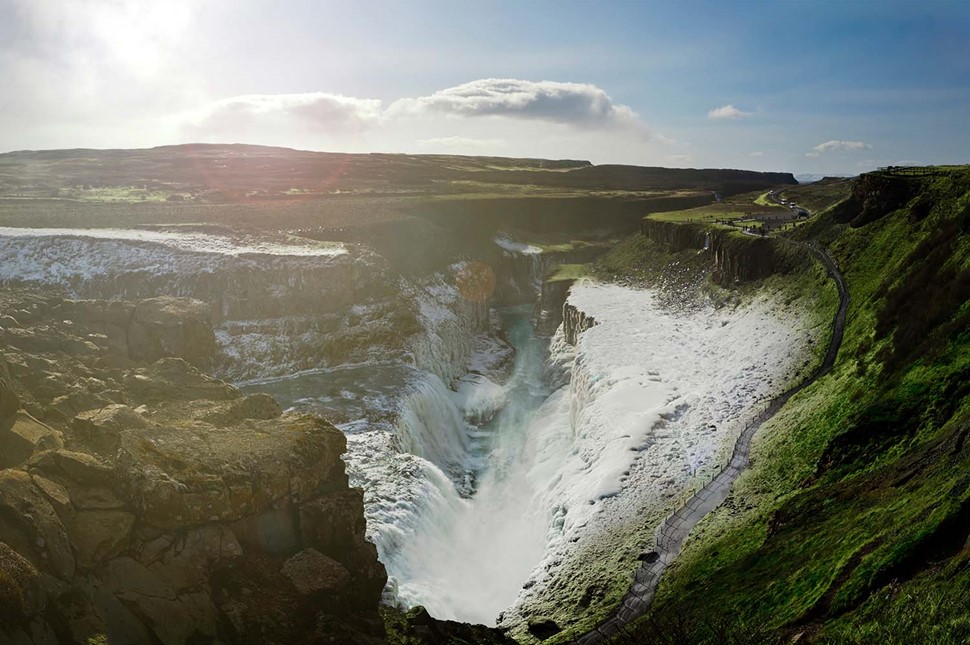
<box><xmin>0</xmin><ymin>290</ymin><xmax>388</xmax><ymax>644</ymax></box>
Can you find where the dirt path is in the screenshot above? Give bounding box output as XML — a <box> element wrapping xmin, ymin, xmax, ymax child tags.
<box><xmin>573</xmin><ymin>242</ymin><xmax>849</xmax><ymax>644</ymax></box>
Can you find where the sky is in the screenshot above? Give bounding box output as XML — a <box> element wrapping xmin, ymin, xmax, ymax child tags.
<box><xmin>1</xmin><ymin>0</ymin><xmax>969</xmax><ymax>175</ymax></box>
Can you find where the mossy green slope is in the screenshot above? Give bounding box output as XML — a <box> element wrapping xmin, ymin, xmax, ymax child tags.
<box><xmin>611</xmin><ymin>167</ymin><xmax>970</xmax><ymax>644</ymax></box>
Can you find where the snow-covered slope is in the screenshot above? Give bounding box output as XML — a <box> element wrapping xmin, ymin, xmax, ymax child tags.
<box><xmin>499</xmin><ymin>280</ymin><xmax>818</xmax><ymax>632</ymax></box>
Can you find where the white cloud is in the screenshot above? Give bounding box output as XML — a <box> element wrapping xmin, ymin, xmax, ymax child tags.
<box><xmin>390</xmin><ymin>78</ymin><xmax>646</xmax><ymax>132</ymax></box>
<box><xmin>169</xmin><ymin>79</ymin><xmax>664</xmax><ymax>155</ymax></box>
<box><xmin>707</xmin><ymin>104</ymin><xmax>751</xmax><ymax>120</ymax></box>
<box><xmin>749</xmin><ymin>151</ymin><xmax>766</xmax><ymax>157</ymax></box>
<box><xmin>178</xmin><ymin>93</ymin><xmax>383</xmax><ymax>139</ymax></box>
<box><xmin>666</xmin><ymin>154</ymin><xmax>694</xmax><ymax>165</ymax></box>
<box><xmin>810</xmin><ymin>139</ymin><xmax>872</xmax><ymax>153</ymax></box>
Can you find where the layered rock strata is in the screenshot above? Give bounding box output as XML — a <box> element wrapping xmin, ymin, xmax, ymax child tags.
<box><xmin>0</xmin><ymin>290</ymin><xmax>387</xmax><ymax>645</ymax></box>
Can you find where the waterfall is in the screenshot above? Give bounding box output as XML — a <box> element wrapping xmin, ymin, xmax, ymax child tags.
<box><xmin>387</xmin><ymin>306</ymin><xmax>556</xmax><ymax>624</ymax></box>
<box><xmin>394</xmin><ymin>373</ymin><xmax>473</xmax><ymax>477</ymax></box>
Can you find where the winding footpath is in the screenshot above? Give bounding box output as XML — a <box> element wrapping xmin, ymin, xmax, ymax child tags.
<box><xmin>573</xmin><ymin>241</ymin><xmax>850</xmax><ymax>644</ymax></box>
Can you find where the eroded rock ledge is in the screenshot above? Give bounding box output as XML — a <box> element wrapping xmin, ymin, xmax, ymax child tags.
<box><xmin>0</xmin><ymin>290</ymin><xmax>388</xmax><ymax>644</ymax></box>
<box><xmin>562</xmin><ymin>301</ymin><xmax>597</xmax><ymax>346</ymax></box>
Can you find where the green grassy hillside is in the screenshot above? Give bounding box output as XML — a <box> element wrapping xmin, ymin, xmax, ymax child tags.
<box><xmin>609</xmin><ymin>167</ymin><xmax>970</xmax><ymax>644</ymax></box>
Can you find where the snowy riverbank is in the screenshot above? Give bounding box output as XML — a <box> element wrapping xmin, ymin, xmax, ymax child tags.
<box><xmin>499</xmin><ymin>280</ymin><xmax>818</xmax><ymax>634</ymax></box>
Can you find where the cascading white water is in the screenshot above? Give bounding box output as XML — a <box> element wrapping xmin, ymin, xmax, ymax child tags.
<box><xmin>394</xmin><ymin>373</ymin><xmax>473</xmax><ymax>476</ymax></box>
<box><xmin>367</xmin><ymin>278</ymin><xmax>816</xmax><ymax>630</ymax></box>
<box><xmin>388</xmin><ymin>306</ymin><xmax>554</xmax><ymax>623</ymax></box>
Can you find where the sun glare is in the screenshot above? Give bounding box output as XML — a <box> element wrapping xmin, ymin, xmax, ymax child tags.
<box><xmin>88</xmin><ymin>0</ymin><xmax>192</xmax><ymax>77</ymax></box>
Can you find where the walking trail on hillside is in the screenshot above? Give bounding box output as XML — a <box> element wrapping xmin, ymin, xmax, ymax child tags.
<box><xmin>573</xmin><ymin>242</ymin><xmax>850</xmax><ymax>644</ymax></box>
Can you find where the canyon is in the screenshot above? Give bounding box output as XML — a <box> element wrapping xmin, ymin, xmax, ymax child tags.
<box><xmin>2</xmin><ymin>147</ymin><xmax>965</xmax><ymax>645</ymax></box>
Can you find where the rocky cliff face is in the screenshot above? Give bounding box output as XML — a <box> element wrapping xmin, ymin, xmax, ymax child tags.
<box><xmin>0</xmin><ymin>232</ymin><xmax>415</xmax><ymax>382</ymax></box>
<box><xmin>0</xmin><ymin>290</ymin><xmax>387</xmax><ymax>645</ymax></box>
<box><xmin>562</xmin><ymin>301</ymin><xmax>597</xmax><ymax>346</ymax></box>
<box><xmin>640</xmin><ymin>219</ymin><xmax>708</xmax><ymax>252</ymax></box>
<box><xmin>833</xmin><ymin>171</ymin><xmax>918</xmax><ymax>228</ymax></box>
<box><xmin>640</xmin><ymin>218</ymin><xmax>802</xmax><ymax>287</ymax></box>
<box><xmin>536</xmin><ymin>279</ymin><xmax>574</xmax><ymax>336</ymax></box>
<box><xmin>710</xmin><ymin>233</ymin><xmax>780</xmax><ymax>285</ymax></box>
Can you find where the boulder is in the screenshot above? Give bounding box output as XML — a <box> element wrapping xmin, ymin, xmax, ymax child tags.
<box><xmin>46</xmin><ymin>390</ymin><xmax>112</xmax><ymax>424</ymax></box>
<box><xmin>224</xmin><ymin>394</ymin><xmax>283</xmax><ymax>423</ymax></box>
<box><xmin>123</xmin><ymin>358</ymin><xmax>238</xmax><ymax>405</ymax></box>
<box><xmin>230</xmin><ymin>393</ymin><xmax>283</xmax><ymax>420</ymax></box>
<box><xmin>66</xmin><ymin>510</ymin><xmax>135</xmax><ymax>570</ymax></box>
<box><xmin>29</xmin><ymin>450</ymin><xmax>114</xmax><ymax>488</ymax></box>
<box><xmin>73</xmin><ymin>404</ymin><xmax>149</xmax><ymax>455</ymax></box>
<box><xmin>299</xmin><ymin>489</ymin><xmax>367</xmax><ymax>560</ymax></box>
<box><xmin>0</xmin><ymin>542</ymin><xmax>44</xmax><ymax>623</ymax></box>
<box><xmin>201</xmin><ymin>393</ymin><xmax>283</xmax><ymax>427</ymax></box>
<box><xmin>28</xmin><ymin>475</ymin><xmax>72</xmax><ymax>516</ymax></box>
<box><xmin>0</xmin><ymin>412</ymin><xmax>63</xmax><ymax>469</ymax></box>
<box><xmin>127</xmin><ymin>298</ymin><xmax>217</xmax><ymax>368</ymax></box>
<box><xmin>0</xmin><ymin>470</ymin><xmax>75</xmax><ymax>580</ymax></box>
<box><xmin>96</xmin><ymin>557</ymin><xmax>219</xmax><ymax>645</ymax></box>
<box><xmin>141</xmin><ymin>525</ymin><xmax>243</xmax><ymax>592</ymax></box>
<box><xmin>116</xmin><ymin>414</ymin><xmax>346</xmax><ymax>529</ymax></box>
<box><xmin>281</xmin><ymin>548</ymin><xmax>350</xmax><ymax>595</ymax></box>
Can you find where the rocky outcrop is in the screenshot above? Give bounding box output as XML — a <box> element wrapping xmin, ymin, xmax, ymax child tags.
<box><xmin>536</xmin><ymin>278</ymin><xmax>575</xmax><ymax>336</ymax></box>
<box><xmin>563</xmin><ymin>301</ymin><xmax>597</xmax><ymax>346</ymax></box>
<box><xmin>0</xmin><ymin>468</ymin><xmax>77</xmax><ymax>581</ymax></box>
<box><xmin>213</xmin><ymin>296</ymin><xmax>423</xmax><ymax>381</ymax></box>
<box><xmin>0</xmin><ymin>412</ymin><xmax>63</xmax><ymax>469</ymax></box>
<box><xmin>833</xmin><ymin>172</ymin><xmax>918</xmax><ymax>228</ymax></box>
<box><xmin>0</xmin><ymin>542</ymin><xmax>46</xmax><ymax>629</ymax></box>
<box><xmin>0</xmin><ymin>235</ymin><xmax>390</xmax><ymax>324</ymax></box>
<box><xmin>641</xmin><ymin>219</ymin><xmax>708</xmax><ymax>251</ymax></box>
<box><xmin>710</xmin><ymin>233</ymin><xmax>779</xmax><ymax>285</ymax></box>
<box><xmin>127</xmin><ymin>297</ymin><xmax>217</xmax><ymax>368</ymax></box>
<box><xmin>0</xmin><ymin>289</ymin><xmax>387</xmax><ymax>645</ymax></box>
